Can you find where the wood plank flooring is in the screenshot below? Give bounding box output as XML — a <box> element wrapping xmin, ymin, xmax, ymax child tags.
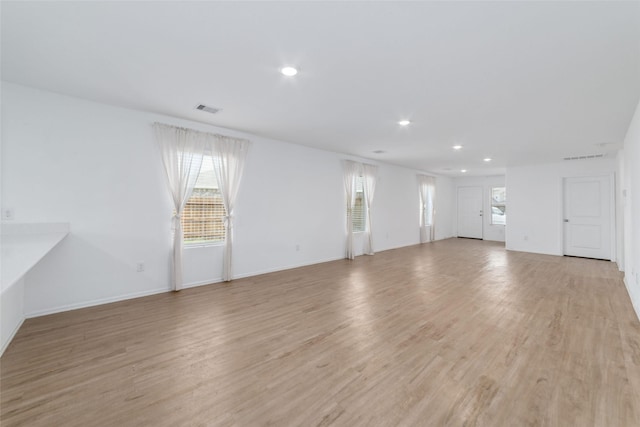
<box><xmin>2</xmin><ymin>238</ymin><xmax>639</xmax><ymax>426</ymax></box>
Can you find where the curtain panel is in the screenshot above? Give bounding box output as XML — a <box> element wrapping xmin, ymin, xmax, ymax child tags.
<box><xmin>362</xmin><ymin>164</ymin><xmax>378</xmax><ymax>255</ymax></box>
<box><xmin>343</xmin><ymin>160</ymin><xmax>378</xmax><ymax>259</ymax></box>
<box><xmin>343</xmin><ymin>160</ymin><xmax>360</xmax><ymax>260</ymax></box>
<box><xmin>153</xmin><ymin>123</ymin><xmax>206</xmax><ymax>290</ymax></box>
<box><xmin>154</xmin><ymin>122</ymin><xmax>250</xmax><ymax>289</ymax></box>
<box><xmin>417</xmin><ymin>174</ymin><xmax>436</xmax><ymax>243</ymax></box>
<box><xmin>205</xmin><ymin>134</ymin><xmax>251</xmax><ymax>282</ymax></box>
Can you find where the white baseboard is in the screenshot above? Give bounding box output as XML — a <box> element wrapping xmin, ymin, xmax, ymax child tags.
<box><xmin>182</xmin><ymin>278</ymin><xmax>222</xmax><ymax>289</ymax></box>
<box><xmin>504</xmin><ymin>246</ymin><xmax>563</xmax><ymax>257</ymax></box>
<box><xmin>1</xmin><ymin>317</ymin><xmax>25</xmax><ymax>357</ymax></box>
<box><xmin>23</xmin><ymin>240</ymin><xmax>454</xmax><ymax>319</ymax></box>
<box><xmin>25</xmin><ymin>287</ymin><xmax>170</xmax><ymax>318</ymax></box>
<box><xmin>234</xmin><ymin>256</ymin><xmax>345</xmax><ymax>280</ymax></box>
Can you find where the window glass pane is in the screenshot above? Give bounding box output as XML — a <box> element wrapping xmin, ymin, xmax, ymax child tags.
<box><xmin>491</xmin><ymin>187</ymin><xmax>506</xmax><ymax>225</ymax></box>
<box><xmin>492</xmin><ymin>187</ymin><xmax>506</xmax><ymax>204</ymax></box>
<box><xmin>182</xmin><ymin>156</ymin><xmax>227</xmax><ymax>244</ymax></box>
<box><xmin>352</xmin><ymin>176</ymin><xmax>366</xmax><ymax>232</ymax></box>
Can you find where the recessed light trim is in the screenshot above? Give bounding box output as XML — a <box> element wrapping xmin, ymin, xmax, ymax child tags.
<box><xmin>461</xmin><ymin>169</ymin><xmax>467</xmax><ymax>173</ymax></box>
<box><xmin>281</xmin><ymin>66</ymin><xmax>298</xmax><ymax>77</ymax></box>
<box><xmin>453</xmin><ymin>145</ymin><xmax>463</xmax><ymax>150</ymax></box>
<box><xmin>483</xmin><ymin>158</ymin><xmax>492</xmax><ymax>162</ymax></box>
<box><xmin>398</xmin><ymin>120</ymin><xmax>411</xmax><ymax>126</ymax></box>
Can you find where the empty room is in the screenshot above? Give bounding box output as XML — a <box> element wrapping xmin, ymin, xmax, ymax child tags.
<box><xmin>1</xmin><ymin>1</ymin><xmax>640</xmax><ymax>426</ymax></box>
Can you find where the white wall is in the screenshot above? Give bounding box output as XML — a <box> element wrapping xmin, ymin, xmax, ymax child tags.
<box><xmin>621</xmin><ymin>99</ymin><xmax>640</xmax><ymax>319</ymax></box>
<box><xmin>453</xmin><ymin>175</ymin><xmax>506</xmax><ymax>242</ymax></box>
<box><xmin>616</xmin><ymin>150</ymin><xmax>626</xmax><ymax>272</ymax></box>
<box><xmin>434</xmin><ymin>176</ymin><xmax>456</xmax><ymax>241</ymax></box>
<box><xmin>1</xmin><ymin>82</ymin><xmax>455</xmax><ymax>317</ymax></box>
<box><xmin>506</xmin><ymin>158</ymin><xmax>617</xmax><ymax>257</ymax></box>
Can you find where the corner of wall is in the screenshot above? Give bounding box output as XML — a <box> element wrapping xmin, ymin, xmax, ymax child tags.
<box><xmin>1</xmin><ymin>278</ymin><xmax>26</xmax><ymax>356</ymax></box>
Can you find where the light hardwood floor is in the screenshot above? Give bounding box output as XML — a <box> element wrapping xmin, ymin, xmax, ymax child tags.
<box><xmin>2</xmin><ymin>238</ymin><xmax>639</xmax><ymax>426</ymax></box>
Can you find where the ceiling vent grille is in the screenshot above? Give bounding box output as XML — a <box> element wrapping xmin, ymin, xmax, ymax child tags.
<box><xmin>195</xmin><ymin>104</ymin><xmax>221</xmax><ymax>114</ymax></box>
<box><xmin>563</xmin><ymin>154</ymin><xmax>604</xmax><ymax>161</ymax></box>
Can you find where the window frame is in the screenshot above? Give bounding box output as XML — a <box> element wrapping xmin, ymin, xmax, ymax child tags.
<box><xmin>181</xmin><ymin>155</ymin><xmax>227</xmax><ymax>247</ymax></box>
<box><xmin>490</xmin><ymin>186</ymin><xmax>506</xmax><ymax>226</ymax></box>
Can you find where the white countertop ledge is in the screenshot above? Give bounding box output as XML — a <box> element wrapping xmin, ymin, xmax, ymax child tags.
<box><xmin>1</xmin><ymin>222</ymin><xmax>70</xmax><ymax>292</ymax></box>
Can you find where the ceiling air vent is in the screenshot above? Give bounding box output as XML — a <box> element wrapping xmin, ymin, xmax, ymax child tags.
<box><xmin>195</xmin><ymin>104</ymin><xmax>221</xmax><ymax>114</ymax></box>
<box><xmin>563</xmin><ymin>154</ymin><xmax>604</xmax><ymax>161</ymax></box>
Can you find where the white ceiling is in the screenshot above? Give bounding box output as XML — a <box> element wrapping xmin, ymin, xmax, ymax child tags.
<box><xmin>2</xmin><ymin>1</ymin><xmax>639</xmax><ymax>176</ymax></box>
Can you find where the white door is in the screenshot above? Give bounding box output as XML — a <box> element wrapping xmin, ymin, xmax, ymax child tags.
<box><xmin>458</xmin><ymin>186</ymin><xmax>483</xmax><ymax>239</ymax></box>
<box><xmin>563</xmin><ymin>176</ymin><xmax>612</xmax><ymax>260</ymax></box>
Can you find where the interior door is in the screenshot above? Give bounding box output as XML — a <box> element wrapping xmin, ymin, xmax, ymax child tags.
<box><xmin>457</xmin><ymin>186</ymin><xmax>483</xmax><ymax>239</ymax></box>
<box><xmin>563</xmin><ymin>176</ymin><xmax>612</xmax><ymax>260</ymax></box>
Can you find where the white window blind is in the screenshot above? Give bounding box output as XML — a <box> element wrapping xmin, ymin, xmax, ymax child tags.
<box><xmin>181</xmin><ymin>156</ymin><xmax>227</xmax><ymax>244</ymax></box>
<box><xmin>352</xmin><ymin>176</ymin><xmax>365</xmax><ymax>232</ymax></box>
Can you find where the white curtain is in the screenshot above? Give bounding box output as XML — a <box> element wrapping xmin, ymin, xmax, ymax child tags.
<box><xmin>207</xmin><ymin>135</ymin><xmax>251</xmax><ymax>281</ymax></box>
<box><xmin>427</xmin><ymin>177</ymin><xmax>436</xmax><ymax>242</ymax></box>
<box><xmin>343</xmin><ymin>160</ymin><xmax>360</xmax><ymax>260</ymax></box>
<box><xmin>417</xmin><ymin>174</ymin><xmax>436</xmax><ymax>243</ymax></box>
<box><xmin>362</xmin><ymin>164</ymin><xmax>378</xmax><ymax>255</ymax></box>
<box><xmin>153</xmin><ymin>123</ymin><xmax>205</xmax><ymax>291</ymax></box>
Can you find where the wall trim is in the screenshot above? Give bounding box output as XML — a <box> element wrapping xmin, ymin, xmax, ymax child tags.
<box><xmin>182</xmin><ymin>278</ymin><xmax>222</xmax><ymax>289</ymax></box>
<box><xmin>505</xmin><ymin>247</ymin><xmax>563</xmax><ymax>257</ymax></box>
<box><xmin>234</xmin><ymin>255</ymin><xmax>346</xmax><ymax>280</ymax></box>
<box><xmin>25</xmin><ymin>287</ymin><xmax>170</xmax><ymax>318</ymax></box>
<box><xmin>23</xmin><ymin>238</ymin><xmax>453</xmax><ymax>319</ymax></box>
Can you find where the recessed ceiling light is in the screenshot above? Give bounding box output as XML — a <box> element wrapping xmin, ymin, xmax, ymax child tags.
<box><xmin>484</xmin><ymin>158</ymin><xmax>492</xmax><ymax>162</ymax></box>
<box><xmin>398</xmin><ymin>120</ymin><xmax>411</xmax><ymax>126</ymax></box>
<box><xmin>453</xmin><ymin>145</ymin><xmax>463</xmax><ymax>150</ymax></box>
<box><xmin>281</xmin><ymin>66</ymin><xmax>298</xmax><ymax>77</ymax></box>
<box><xmin>461</xmin><ymin>169</ymin><xmax>467</xmax><ymax>173</ymax></box>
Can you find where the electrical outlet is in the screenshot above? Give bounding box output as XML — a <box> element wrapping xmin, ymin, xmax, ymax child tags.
<box><xmin>523</xmin><ymin>235</ymin><xmax>529</xmax><ymax>241</ymax></box>
<box><xmin>136</xmin><ymin>262</ymin><xmax>145</xmax><ymax>272</ymax></box>
<box><xmin>295</xmin><ymin>244</ymin><xmax>300</xmax><ymax>252</ymax></box>
<box><xmin>2</xmin><ymin>208</ymin><xmax>15</xmax><ymax>220</ymax></box>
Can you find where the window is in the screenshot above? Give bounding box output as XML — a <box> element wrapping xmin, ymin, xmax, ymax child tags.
<box><xmin>424</xmin><ymin>189</ymin><xmax>434</xmax><ymax>226</ymax></box>
<box><xmin>491</xmin><ymin>187</ymin><xmax>506</xmax><ymax>225</ymax></box>
<box><xmin>352</xmin><ymin>176</ymin><xmax>365</xmax><ymax>232</ymax></box>
<box><xmin>181</xmin><ymin>156</ymin><xmax>226</xmax><ymax>244</ymax></box>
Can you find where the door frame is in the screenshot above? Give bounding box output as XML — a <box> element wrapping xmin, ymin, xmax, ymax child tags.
<box><xmin>560</xmin><ymin>173</ymin><xmax>616</xmax><ymax>262</ymax></box>
<box><xmin>457</xmin><ymin>186</ymin><xmax>484</xmax><ymax>240</ymax></box>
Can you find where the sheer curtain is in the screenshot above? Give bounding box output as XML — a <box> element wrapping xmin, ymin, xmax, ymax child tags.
<box><xmin>153</xmin><ymin>123</ymin><xmax>205</xmax><ymax>291</ymax></box>
<box><xmin>207</xmin><ymin>134</ymin><xmax>251</xmax><ymax>282</ymax></box>
<box><xmin>362</xmin><ymin>164</ymin><xmax>378</xmax><ymax>255</ymax></box>
<box><xmin>343</xmin><ymin>160</ymin><xmax>360</xmax><ymax>260</ymax></box>
<box><xmin>418</xmin><ymin>174</ymin><xmax>436</xmax><ymax>243</ymax></box>
<box><xmin>428</xmin><ymin>177</ymin><xmax>436</xmax><ymax>242</ymax></box>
